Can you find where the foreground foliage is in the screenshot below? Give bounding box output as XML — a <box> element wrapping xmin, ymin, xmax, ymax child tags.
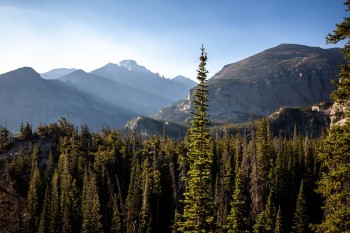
<box><xmin>314</xmin><ymin>1</ymin><xmax>350</xmax><ymax>232</ymax></box>
<box><xmin>178</xmin><ymin>46</ymin><xmax>214</xmax><ymax>232</ymax></box>
<box><xmin>0</xmin><ymin>117</ymin><xmax>325</xmax><ymax>233</ymax></box>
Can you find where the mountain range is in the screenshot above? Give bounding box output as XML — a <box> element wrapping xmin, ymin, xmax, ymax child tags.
<box><xmin>0</xmin><ymin>44</ymin><xmax>344</xmax><ymax>135</ymax></box>
<box><xmin>0</xmin><ymin>67</ymin><xmax>136</xmax><ymax>132</ymax></box>
<box><xmin>41</xmin><ymin>68</ymin><xmax>78</xmax><ymax>79</ymax></box>
<box><xmin>0</xmin><ymin>61</ymin><xmax>195</xmax><ymax>133</ymax></box>
<box><xmin>153</xmin><ymin>44</ymin><xmax>345</xmax><ymax>125</ymax></box>
<box><xmin>41</xmin><ymin>60</ymin><xmax>196</xmax><ymax>115</ymax></box>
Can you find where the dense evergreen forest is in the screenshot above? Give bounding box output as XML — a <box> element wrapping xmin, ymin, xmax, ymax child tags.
<box><xmin>0</xmin><ymin>116</ymin><xmax>326</xmax><ymax>233</ymax></box>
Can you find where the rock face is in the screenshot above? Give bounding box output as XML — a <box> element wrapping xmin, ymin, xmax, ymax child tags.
<box><xmin>153</xmin><ymin>44</ymin><xmax>345</xmax><ymax>124</ymax></box>
<box><xmin>213</xmin><ymin>102</ymin><xmax>332</xmax><ymax>138</ymax></box>
<box><xmin>267</xmin><ymin>102</ymin><xmax>332</xmax><ymax>137</ymax></box>
<box><xmin>0</xmin><ymin>67</ymin><xmax>136</xmax><ymax>133</ymax></box>
<box><xmin>124</xmin><ymin>116</ymin><xmax>187</xmax><ymax>140</ymax></box>
<box><xmin>329</xmin><ymin>102</ymin><xmax>348</xmax><ymax>126</ymax></box>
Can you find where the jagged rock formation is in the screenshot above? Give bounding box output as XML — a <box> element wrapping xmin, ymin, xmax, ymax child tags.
<box><xmin>329</xmin><ymin>102</ymin><xmax>348</xmax><ymax>126</ymax></box>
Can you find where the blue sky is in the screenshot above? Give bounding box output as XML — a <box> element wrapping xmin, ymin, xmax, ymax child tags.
<box><xmin>0</xmin><ymin>0</ymin><xmax>346</xmax><ymax>80</ymax></box>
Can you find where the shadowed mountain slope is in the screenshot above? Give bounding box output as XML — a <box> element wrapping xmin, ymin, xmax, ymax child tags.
<box><xmin>0</xmin><ymin>67</ymin><xmax>136</xmax><ymax>132</ymax></box>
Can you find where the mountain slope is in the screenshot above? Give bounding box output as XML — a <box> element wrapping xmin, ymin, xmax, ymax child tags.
<box><xmin>40</xmin><ymin>68</ymin><xmax>77</xmax><ymax>79</ymax></box>
<box><xmin>124</xmin><ymin>116</ymin><xmax>188</xmax><ymax>139</ymax></box>
<box><xmin>91</xmin><ymin>60</ymin><xmax>196</xmax><ymax>102</ymax></box>
<box><xmin>0</xmin><ymin>67</ymin><xmax>136</xmax><ymax>132</ymax></box>
<box><xmin>172</xmin><ymin>75</ymin><xmax>197</xmax><ymax>86</ymax></box>
<box><xmin>213</xmin><ymin>102</ymin><xmax>331</xmax><ymax>138</ymax></box>
<box><xmin>58</xmin><ymin>69</ymin><xmax>172</xmax><ymax>115</ymax></box>
<box><xmin>153</xmin><ymin>44</ymin><xmax>345</xmax><ymax>124</ymax></box>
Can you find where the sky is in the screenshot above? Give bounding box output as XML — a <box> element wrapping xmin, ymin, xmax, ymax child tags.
<box><xmin>0</xmin><ymin>0</ymin><xmax>347</xmax><ymax>80</ymax></box>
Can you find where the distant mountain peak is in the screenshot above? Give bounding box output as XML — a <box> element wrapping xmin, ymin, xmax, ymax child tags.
<box><xmin>119</xmin><ymin>60</ymin><xmax>148</xmax><ymax>72</ymax></box>
<box><xmin>119</xmin><ymin>59</ymin><xmax>137</xmax><ymax>67</ymax></box>
<box><xmin>40</xmin><ymin>68</ymin><xmax>77</xmax><ymax>79</ymax></box>
<box><xmin>44</xmin><ymin>68</ymin><xmax>77</xmax><ymax>73</ymax></box>
<box><xmin>71</xmin><ymin>69</ymin><xmax>87</xmax><ymax>75</ymax></box>
<box><xmin>173</xmin><ymin>75</ymin><xmax>188</xmax><ymax>80</ymax></box>
<box><xmin>154</xmin><ymin>44</ymin><xmax>344</xmax><ymax>125</ymax></box>
<box><xmin>172</xmin><ymin>75</ymin><xmax>197</xmax><ymax>86</ymax></box>
<box><xmin>1</xmin><ymin>67</ymin><xmax>42</xmax><ymax>81</ymax></box>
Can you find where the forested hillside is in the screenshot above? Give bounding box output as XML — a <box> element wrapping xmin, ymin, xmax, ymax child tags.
<box><xmin>0</xmin><ymin>117</ymin><xmax>324</xmax><ymax>233</ymax></box>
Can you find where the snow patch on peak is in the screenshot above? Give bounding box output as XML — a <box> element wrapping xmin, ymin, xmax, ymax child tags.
<box><xmin>120</xmin><ymin>60</ymin><xmax>137</xmax><ymax>67</ymax></box>
<box><xmin>119</xmin><ymin>60</ymin><xmax>148</xmax><ymax>72</ymax></box>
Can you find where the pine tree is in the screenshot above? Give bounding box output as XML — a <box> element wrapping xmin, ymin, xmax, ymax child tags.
<box><xmin>139</xmin><ymin>158</ymin><xmax>152</xmax><ymax>233</ymax></box>
<box><xmin>253</xmin><ymin>191</ymin><xmax>276</xmax><ymax>233</ymax></box>
<box><xmin>38</xmin><ymin>186</ymin><xmax>50</xmax><ymax>233</ymax></box>
<box><xmin>26</xmin><ymin>157</ymin><xmax>41</xmax><ymax>232</ymax></box>
<box><xmin>125</xmin><ymin>158</ymin><xmax>141</xmax><ymax>233</ymax></box>
<box><xmin>274</xmin><ymin>206</ymin><xmax>283</xmax><ymax>233</ymax></box>
<box><xmin>291</xmin><ymin>180</ymin><xmax>309</xmax><ymax>233</ymax></box>
<box><xmin>179</xmin><ymin>45</ymin><xmax>214</xmax><ymax>232</ymax></box>
<box><xmin>81</xmin><ymin>167</ymin><xmax>103</xmax><ymax>233</ymax></box>
<box><xmin>256</xmin><ymin>119</ymin><xmax>273</xmax><ymax>208</ymax></box>
<box><xmin>264</xmin><ymin>191</ymin><xmax>276</xmax><ymax>232</ymax></box>
<box><xmin>45</xmin><ymin>150</ymin><xmax>54</xmax><ymax>183</ymax></box>
<box><xmin>0</xmin><ymin>126</ymin><xmax>10</xmax><ymax>150</ymax></box>
<box><xmin>316</xmin><ymin>121</ymin><xmax>350</xmax><ymax>232</ymax></box>
<box><xmin>227</xmin><ymin>162</ymin><xmax>249</xmax><ymax>233</ymax></box>
<box><xmin>326</xmin><ymin>1</ymin><xmax>350</xmax><ymax>108</ymax></box>
<box><xmin>315</xmin><ymin>1</ymin><xmax>350</xmax><ymax>232</ymax></box>
<box><xmin>60</xmin><ymin>155</ymin><xmax>79</xmax><ymax>233</ymax></box>
<box><xmin>49</xmin><ymin>170</ymin><xmax>61</xmax><ymax>233</ymax></box>
<box><xmin>111</xmin><ymin>194</ymin><xmax>122</xmax><ymax>233</ymax></box>
<box><xmin>215</xmin><ymin>136</ymin><xmax>232</xmax><ymax>232</ymax></box>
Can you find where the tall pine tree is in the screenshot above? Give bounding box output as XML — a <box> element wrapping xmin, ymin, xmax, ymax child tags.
<box><xmin>316</xmin><ymin>1</ymin><xmax>350</xmax><ymax>232</ymax></box>
<box><xmin>81</xmin><ymin>168</ymin><xmax>103</xmax><ymax>233</ymax></box>
<box><xmin>291</xmin><ymin>180</ymin><xmax>309</xmax><ymax>233</ymax></box>
<box><xmin>179</xmin><ymin>45</ymin><xmax>214</xmax><ymax>232</ymax></box>
<box><xmin>227</xmin><ymin>161</ymin><xmax>249</xmax><ymax>233</ymax></box>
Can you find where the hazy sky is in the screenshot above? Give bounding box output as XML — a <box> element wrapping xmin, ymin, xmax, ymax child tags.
<box><xmin>0</xmin><ymin>0</ymin><xmax>346</xmax><ymax>80</ymax></box>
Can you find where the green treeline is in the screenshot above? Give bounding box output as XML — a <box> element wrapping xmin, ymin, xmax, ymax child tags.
<box><xmin>0</xmin><ymin>117</ymin><xmax>325</xmax><ymax>233</ymax></box>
